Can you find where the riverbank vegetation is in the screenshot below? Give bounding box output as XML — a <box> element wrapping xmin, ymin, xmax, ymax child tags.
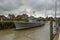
<box><xmin>0</xmin><ymin>22</ymin><xmax>15</xmax><ymax>30</ymax></box>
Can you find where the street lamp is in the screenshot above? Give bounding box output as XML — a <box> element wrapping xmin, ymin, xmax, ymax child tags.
<box><xmin>53</xmin><ymin>0</ymin><xmax>57</xmax><ymax>35</ymax></box>
<box><xmin>55</xmin><ymin>0</ymin><xmax>57</xmax><ymax>20</ymax></box>
<box><xmin>50</xmin><ymin>0</ymin><xmax>57</xmax><ymax>40</ymax></box>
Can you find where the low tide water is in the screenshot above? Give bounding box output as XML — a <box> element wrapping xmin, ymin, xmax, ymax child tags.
<box><xmin>0</xmin><ymin>22</ymin><xmax>50</xmax><ymax>40</ymax></box>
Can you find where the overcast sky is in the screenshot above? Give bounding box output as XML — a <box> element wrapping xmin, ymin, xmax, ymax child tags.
<box><xmin>0</xmin><ymin>0</ymin><xmax>60</xmax><ymax>17</ymax></box>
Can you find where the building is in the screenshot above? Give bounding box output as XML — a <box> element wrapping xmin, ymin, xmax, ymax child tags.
<box><xmin>0</xmin><ymin>15</ymin><xmax>8</xmax><ymax>21</ymax></box>
<box><xmin>15</xmin><ymin>14</ymin><xmax>28</xmax><ymax>21</ymax></box>
<box><xmin>21</xmin><ymin>14</ymin><xmax>28</xmax><ymax>20</ymax></box>
<box><xmin>16</xmin><ymin>15</ymin><xmax>22</xmax><ymax>20</ymax></box>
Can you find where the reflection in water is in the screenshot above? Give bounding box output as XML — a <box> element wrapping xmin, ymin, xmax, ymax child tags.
<box><xmin>0</xmin><ymin>22</ymin><xmax>50</xmax><ymax>40</ymax></box>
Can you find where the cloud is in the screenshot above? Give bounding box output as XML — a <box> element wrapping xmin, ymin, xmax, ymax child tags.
<box><xmin>0</xmin><ymin>0</ymin><xmax>60</xmax><ymax>17</ymax></box>
<box><xmin>0</xmin><ymin>0</ymin><xmax>23</xmax><ymax>13</ymax></box>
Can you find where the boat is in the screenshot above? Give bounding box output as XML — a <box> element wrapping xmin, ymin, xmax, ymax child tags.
<box><xmin>14</xmin><ymin>16</ymin><xmax>44</xmax><ymax>29</ymax></box>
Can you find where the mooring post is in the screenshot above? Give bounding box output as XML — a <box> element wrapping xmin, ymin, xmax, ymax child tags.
<box><xmin>50</xmin><ymin>17</ymin><xmax>53</xmax><ymax>40</ymax></box>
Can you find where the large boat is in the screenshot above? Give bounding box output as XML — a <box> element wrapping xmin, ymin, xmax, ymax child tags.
<box><xmin>14</xmin><ymin>16</ymin><xmax>44</xmax><ymax>29</ymax></box>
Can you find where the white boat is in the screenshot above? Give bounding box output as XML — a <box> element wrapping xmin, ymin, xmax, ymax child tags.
<box><xmin>14</xmin><ymin>16</ymin><xmax>44</xmax><ymax>29</ymax></box>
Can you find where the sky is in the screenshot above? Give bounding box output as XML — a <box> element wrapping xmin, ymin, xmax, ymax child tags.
<box><xmin>0</xmin><ymin>0</ymin><xmax>60</xmax><ymax>17</ymax></box>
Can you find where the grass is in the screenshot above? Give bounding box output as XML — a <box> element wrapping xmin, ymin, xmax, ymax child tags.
<box><xmin>53</xmin><ymin>27</ymin><xmax>59</xmax><ymax>40</ymax></box>
<box><xmin>0</xmin><ymin>20</ymin><xmax>24</xmax><ymax>22</ymax></box>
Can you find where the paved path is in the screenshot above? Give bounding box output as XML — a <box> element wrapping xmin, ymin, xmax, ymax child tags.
<box><xmin>59</xmin><ymin>33</ymin><xmax>60</xmax><ymax>40</ymax></box>
<box><xmin>59</xmin><ymin>28</ymin><xmax>60</xmax><ymax>40</ymax></box>
<box><xmin>0</xmin><ymin>22</ymin><xmax>50</xmax><ymax>40</ymax></box>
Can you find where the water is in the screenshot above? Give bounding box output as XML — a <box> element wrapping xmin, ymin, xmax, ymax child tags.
<box><xmin>0</xmin><ymin>22</ymin><xmax>50</xmax><ymax>40</ymax></box>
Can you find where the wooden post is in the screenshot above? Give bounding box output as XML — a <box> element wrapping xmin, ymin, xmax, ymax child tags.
<box><xmin>50</xmin><ymin>17</ymin><xmax>53</xmax><ymax>40</ymax></box>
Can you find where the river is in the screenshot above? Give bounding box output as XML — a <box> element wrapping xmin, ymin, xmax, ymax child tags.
<box><xmin>0</xmin><ymin>21</ymin><xmax>50</xmax><ymax>40</ymax></box>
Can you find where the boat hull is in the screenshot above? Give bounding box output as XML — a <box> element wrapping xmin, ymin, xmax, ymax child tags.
<box><xmin>14</xmin><ymin>22</ymin><xmax>44</xmax><ymax>29</ymax></box>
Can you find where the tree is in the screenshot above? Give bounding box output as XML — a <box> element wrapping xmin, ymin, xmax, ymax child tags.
<box><xmin>16</xmin><ymin>15</ymin><xmax>22</xmax><ymax>20</ymax></box>
<box><xmin>8</xmin><ymin>14</ymin><xmax>15</xmax><ymax>20</ymax></box>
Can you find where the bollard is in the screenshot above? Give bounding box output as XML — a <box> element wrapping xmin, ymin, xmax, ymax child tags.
<box><xmin>50</xmin><ymin>17</ymin><xmax>53</xmax><ymax>40</ymax></box>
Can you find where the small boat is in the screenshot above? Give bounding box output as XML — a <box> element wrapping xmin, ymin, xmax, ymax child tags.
<box><xmin>14</xmin><ymin>16</ymin><xmax>44</xmax><ymax>29</ymax></box>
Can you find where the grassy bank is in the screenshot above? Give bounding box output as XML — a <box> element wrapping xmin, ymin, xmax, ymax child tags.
<box><xmin>0</xmin><ymin>22</ymin><xmax>15</xmax><ymax>30</ymax></box>
<box><xmin>0</xmin><ymin>20</ymin><xmax>24</xmax><ymax>30</ymax></box>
